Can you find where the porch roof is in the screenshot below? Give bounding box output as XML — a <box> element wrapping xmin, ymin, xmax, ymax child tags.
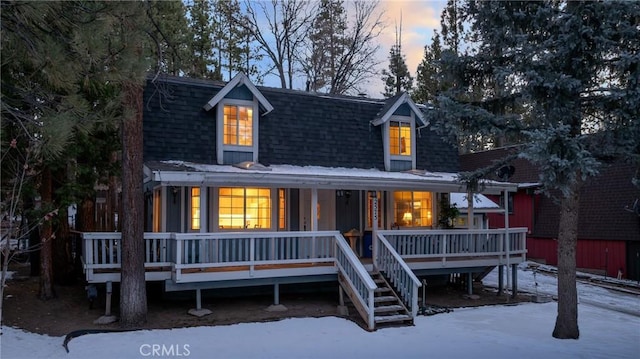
<box><xmin>144</xmin><ymin>161</ymin><xmax>518</xmax><ymax>194</ymax></box>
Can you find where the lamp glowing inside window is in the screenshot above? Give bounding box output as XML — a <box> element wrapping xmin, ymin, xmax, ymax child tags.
<box><xmin>219</xmin><ymin>187</ymin><xmax>271</xmax><ymax>229</ymax></box>
<box><xmin>224</xmin><ymin>105</ymin><xmax>253</xmax><ymax>146</ymax></box>
<box><xmin>191</xmin><ymin>187</ymin><xmax>200</xmax><ymax>230</ymax></box>
<box><xmin>390</xmin><ymin>121</ymin><xmax>411</xmax><ymax>155</ymax></box>
<box><xmin>394</xmin><ymin>191</ymin><xmax>432</xmax><ymax>227</ymax></box>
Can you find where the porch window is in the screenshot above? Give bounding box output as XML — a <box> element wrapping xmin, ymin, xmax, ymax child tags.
<box><xmin>152</xmin><ymin>189</ymin><xmax>162</xmax><ymax>232</ymax></box>
<box><xmin>223</xmin><ymin>105</ymin><xmax>253</xmax><ymax>146</ymax></box>
<box><xmin>219</xmin><ymin>187</ymin><xmax>271</xmax><ymax>229</ymax></box>
<box><xmin>278</xmin><ymin>189</ymin><xmax>287</xmax><ymax>230</ymax></box>
<box><xmin>393</xmin><ymin>191</ymin><xmax>432</xmax><ymax>227</ymax></box>
<box><xmin>389</xmin><ymin>121</ymin><xmax>411</xmax><ymax>156</ymax></box>
<box><xmin>191</xmin><ymin>187</ymin><xmax>201</xmax><ymax>230</ymax></box>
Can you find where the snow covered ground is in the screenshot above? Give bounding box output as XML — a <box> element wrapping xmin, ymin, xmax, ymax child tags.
<box><xmin>2</xmin><ymin>263</ymin><xmax>639</xmax><ymax>359</ymax></box>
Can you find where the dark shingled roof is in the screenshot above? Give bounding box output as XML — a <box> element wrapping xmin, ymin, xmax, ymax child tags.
<box><xmin>461</xmin><ymin>148</ymin><xmax>640</xmax><ymax>242</ymax></box>
<box><xmin>143</xmin><ymin>75</ymin><xmax>458</xmax><ymax>173</ymax></box>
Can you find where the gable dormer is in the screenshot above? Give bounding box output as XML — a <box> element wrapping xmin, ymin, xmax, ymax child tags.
<box><xmin>371</xmin><ymin>93</ymin><xmax>428</xmax><ymax>171</ymax></box>
<box><xmin>203</xmin><ymin>73</ymin><xmax>274</xmax><ymax>165</ymax></box>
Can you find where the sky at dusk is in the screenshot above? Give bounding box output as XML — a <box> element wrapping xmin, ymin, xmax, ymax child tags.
<box><xmin>261</xmin><ymin>0</ymin><xmax>447</xmax><ymax>97</ymax></box>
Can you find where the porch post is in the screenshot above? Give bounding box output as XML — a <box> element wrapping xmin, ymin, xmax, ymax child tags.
<box><xmin>511</xmin><ymin>264</ymin><xmax>518</xmax><ymax>298</ymax></box>
<box><xmin>497</xmin><ymin>265</ymin><xmax>504</xmax><ymax>296</ymax></box>
<box><xmin>199</xmin><ymin>186</ymin><xmax>207</xmax><ymax>233</ymax></box>
<box><xmin>467</xmin><ymin>190</ymin><xmax>474</xmax><ymax>229</ymax></box>
<box><xmin>371</xmin><ymin>191</ymin><xmax>378</xmax><ymax>269</ymax></box>
<box><xmin>467</xmin><ymin>272</ymin><xmax>473</xmax><ymax>295</ymax></box>
<box><xmin>311</xmin><ymin>188</ymin><xmax>318</xmax><ymax>231</ymax></box>
<box><xmin>504</xmin><ymin>189</ymin><xmax>511</xmax><ymax>295</ymax></box>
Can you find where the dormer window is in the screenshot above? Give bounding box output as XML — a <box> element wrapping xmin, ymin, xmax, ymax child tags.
<box><xmin>370</xmin><ymin>92</ymin><xmax>428</xmax><ymax>172</ymax></box>
<box><xmin>389</xmin><ymin>120</ymin><xmax>412</xmax><ymax>156</ymax></box>
<box><xmin>224</xmin><ymin>105</ymin><xmax>253</xmax><ymax>146</ymax></box>
<box><xmin>203</xmin><ymin>73</ymin><xmax>274</xmax><ymax>165</ymax></box>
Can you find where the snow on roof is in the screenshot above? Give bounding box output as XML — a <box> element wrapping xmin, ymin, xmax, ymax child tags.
<box><xmin>145</xmin><ymin>161</ymin><xmax>517</xmax><ymax>193</ymax></box>
<box><xmin>450</xmin><ymin>192</ymin><xmax>501</xmax><ymax>212</ymax></box>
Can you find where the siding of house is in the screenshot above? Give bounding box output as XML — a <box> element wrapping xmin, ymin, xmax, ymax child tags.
<box><xmin>527</xmin><ymin>237</ymin><xmax>626</xmax><ymax>278</ymax></box>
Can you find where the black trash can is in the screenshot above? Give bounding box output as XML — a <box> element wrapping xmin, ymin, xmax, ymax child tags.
<box><xmin>363</xmin><ymin>231</ymin><xmax>373</xmax><ymax>258</ymax></box>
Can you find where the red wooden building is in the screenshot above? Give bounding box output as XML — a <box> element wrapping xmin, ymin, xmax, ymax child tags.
<box><xmin>461</xmin><ymin>147</ymin><xmax>640</xmax><ymax>280</ymax></box>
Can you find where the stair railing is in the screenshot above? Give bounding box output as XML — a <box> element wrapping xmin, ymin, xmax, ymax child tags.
<box><xmin>334</xmin><ymin>233</ymin><xmax>377</xmax><ymax>330</ymax></box>
<box><xmin>375</xmin><ymin>232</ymin><xmax>422</xmax><ymax>318</ymax></box>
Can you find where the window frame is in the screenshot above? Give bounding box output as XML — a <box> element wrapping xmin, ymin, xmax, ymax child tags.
<box><xmin>217</xmin><ymin>187</ymin><xmax>273</xmax><ymax>230</ymax></box>
<box><xmin>216</xmin><ymin>98</ymin><xmax>259</xmax><ymax>164</ymax></box>
<box><xmin>383</xmin><ymin>113</ymin><xmax>416</xmax><ymax>171</ymax></box>
<box><xmin>392</xmin><ymin>191</ymin><xmax>433</xmax><ymax>228</ymax></box>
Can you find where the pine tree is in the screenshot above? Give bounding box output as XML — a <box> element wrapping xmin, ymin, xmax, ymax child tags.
<box><xmin>186</xmin><ymin>0</ymin><xmax>219</xmax><ymax>79</ymax></box>
<box><xmin>381</xmin><ymin>16</ymin><xmax>413</xmax><ymax>98</ymax></box>
<box><xmin>433</xmin><ymin>0</ymin><xmax>640</xmax><ymax>339</ymax></box>
<box><xmin>413</xmin><ymin>31</ymin><xmax>443</xmax><ymax>104</ymax></box>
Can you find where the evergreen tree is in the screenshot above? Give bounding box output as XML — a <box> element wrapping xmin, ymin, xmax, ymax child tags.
<box><xmin>433</xmin><ymin>0</ymin><xmax>640</xmax><ymax>339</ymax></box>
<box><xmin>381</xmin><ymin>45</ymin><xmax>413</xmax><ymax>97</ymax></box>
<box><xmin>413</xmin><ymin>31</ymin><xmax>443</xmax><ymax>104</ymax></box>
<box><xmin>186</xmin><ymin>0</ymin><xmax>220</xmax><ymax>79</ymax></box>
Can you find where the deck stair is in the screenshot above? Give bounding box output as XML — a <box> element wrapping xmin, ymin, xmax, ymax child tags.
<box><xmin>370</xmin><ymin>271</ymin><xmax>413</xmax><ymax>327</ymax></box>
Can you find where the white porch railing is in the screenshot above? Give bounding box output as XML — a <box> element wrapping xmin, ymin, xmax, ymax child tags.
<box><xmin>334</xmin><ymin>233</ymin><xmax>377</xmax><ymax>331</ymax></box>
<box><xmin>172</xmin><ymin>231</ymin><xmax>337</xmax><ymax>282</ymax></box>
<box><xmin>375</xmin><ymin>233</ymin><xmax>421</xmax><ymax>319</ymax></box>
<box><xmin>82</xmin><ymin>232</ymin><xmax>174</xmax><ymax>282</ymax></box>
<box><xmin>379</xmin><ymin>228</ymin><xmax>528</xmax><ymax>264</ymax></box>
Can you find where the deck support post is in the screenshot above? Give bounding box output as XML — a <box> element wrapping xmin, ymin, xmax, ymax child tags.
<box><xmin>105</xmin><ymin>281</ymin><xmax>112</xmax><ymax>316</ymax></box>
<box><xmin>467</xmin><ymin>272</ymin><xmax>473</xmax><ymax>295</ymax></box>
<box><xmin>511</xmin><ymin>264</ymin><xmax>518</xmax><ymax>298</ymax></box>
<box><xmin>188</xmin><ymin>288</ymin><xmax>212</xmax><ymax>317</ymax></box>
<box><xmin>497</xmin><ymin>265</ymin><xmax>504</xmax><ymax>296</ymax></box>
<box><xmin>93</xmin><ymin>281</ymin><xmax>117</xmax><ymax>324</ymax></box>
<box><xmin>338</xmin><ymin>285</ymin><xmax>345</xmax><ymax>306</ymax></box>
<box><xmin>196</xmin><ymin>288</ymin><xmax>202</xmax><ymax>310</ymax></box>
<box><xmin>274</xmin><ymin>283</ymin><xmax>280</xmax><ymax>305</ymax></box>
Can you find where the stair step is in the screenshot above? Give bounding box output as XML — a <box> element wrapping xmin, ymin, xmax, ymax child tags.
<box><xmin>373</xmin><ymin>278</ymin><xmax>385</xmax><ymax>284</ymax></box>
<box><xmin>375</xmin><ymin>287</ymin><xmax>392</xmax><ymax>293</ymax></box>
<box><xmin>374</xmin><ymin>304</ymin><xmax>404</xmax><ymax>313</ymax></box>
<box><xmin>374</xmin><ymin>295</ymin><xmax>398</xmax><ymax>303</ymax></box>
<box><xmin>374</xmin><ymin>314</ymin><xmax>413</xmax><ymax>324</ymax></box>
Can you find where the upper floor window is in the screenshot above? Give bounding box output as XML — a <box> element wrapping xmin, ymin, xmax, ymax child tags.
<box><xmin>224</xmin><ymin>105</ymin><xmax>253</xmax><ymax>146</ymax></box>
<box><xmin>390</xmin><ymin>121</ymin><xmax>411</xmax><ymax>156</ymax></box>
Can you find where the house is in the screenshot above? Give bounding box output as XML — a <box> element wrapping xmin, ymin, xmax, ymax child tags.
<box><xmin>81</xmin><ymin>74</ymin><xmax>527</xmax><ymax>330</ymax></box>
<box><xmin>460</xmin><ymin>147</ymin><xmax>640</xmax><ymax>280</ymax></box>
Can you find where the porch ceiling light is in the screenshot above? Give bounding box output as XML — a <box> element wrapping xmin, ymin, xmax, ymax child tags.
<box><xmin>233</xmin><ymin>161</ymin><xmax>272</xmax><ymax>171</ymax></box>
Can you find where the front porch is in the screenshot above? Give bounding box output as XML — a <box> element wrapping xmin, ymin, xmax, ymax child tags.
<box><xmin>81</xmin><ymin>227</ymin><xmax>527</xmax><ymax>330</ymax></box>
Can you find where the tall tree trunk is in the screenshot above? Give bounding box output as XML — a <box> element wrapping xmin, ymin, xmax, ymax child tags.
<box><xmin>119</xmin><ymin>82</ymin><xmax>147</xmax><ymax>328</ymax></box>
<box><xmin>39</xmin><ymin>167</ymin><xmax>55</xmax><ymax>300</ymax></box>
<box><xmin>552</xmin><ymin>181</ymin><xmax>581</xmax><ymax>339</ymax></box>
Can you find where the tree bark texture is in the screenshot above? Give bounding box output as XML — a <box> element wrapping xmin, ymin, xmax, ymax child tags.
<box><xmin>119</xmin><ymin>82</ymin><xmax>147</xmax><ymax>328</ymax></box>
<box><xmin>39</xmin><ymin>167</ymin><xmax>55</xmax><ymax>300</ymax></box>
<box><xmin>552</xmin><ymin>182</ymin><xmax>581</xmax><ymax>339</ymax></box>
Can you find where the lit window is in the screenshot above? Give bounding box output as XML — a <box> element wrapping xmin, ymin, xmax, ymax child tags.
<box><xmin>390</xmin><ymin>121</ymin><xmax>411</xmax><ymax>156</ymax></box>
<box><xmin>153</xmin><ymin>189</ymin><xmax>162</xmax><ymax>232</ymax></box>
<box><xmin>219</xmin><ymin>187</ymin><xmax>271</xmax><ymax>229</ymax></box>
<box><xmin>191</xmin><ymin>187</ymin><xmax>201</xmax><ymax>230</ymax></box>
<box><xmin>224</xmin><ymin>105</ymin><xmax>253</xmax><ymax>146</ymax></box>
<box><xmin>393</xmin><ymin>191</ymin><xmax>432</xmax><ymax>227</ymax></box>
<box><xmin>278</xmin><ymin>189</ymin><xmax>286</xmax><ymax>230</ymax></box>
